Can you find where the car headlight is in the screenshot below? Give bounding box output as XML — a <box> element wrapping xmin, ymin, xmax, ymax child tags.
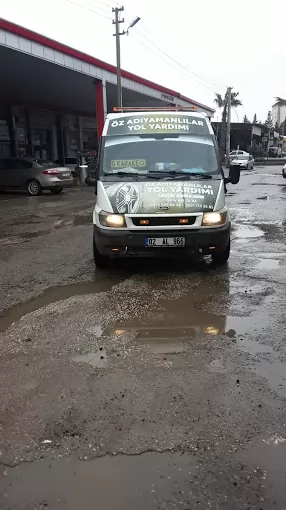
<box><xmin>202</xmin><ymin>211</ymin><xmax>227</xmax><ymax>226</ymax></box>
<box><xmin>99</xmin><ymin>210</ymin><xmax>126</xmax><ymax>228</ymax></box>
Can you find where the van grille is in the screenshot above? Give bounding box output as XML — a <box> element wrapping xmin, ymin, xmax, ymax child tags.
<box><xmin>132</xmin><ymin>216</ymin><xmax>197</xmax><ymax>227</ymax></box>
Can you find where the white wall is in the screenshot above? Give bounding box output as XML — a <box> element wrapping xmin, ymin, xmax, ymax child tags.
<box><xmin>272</xmin><ymin>104</ymin><xmax>286</xmax><ymax>126</ymax></box>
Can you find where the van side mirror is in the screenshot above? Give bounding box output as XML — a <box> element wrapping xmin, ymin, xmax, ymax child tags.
<box><xmin>225</xmin><ymin>164</ymin><xmax>241</xmax><ymax>185</ymax></box>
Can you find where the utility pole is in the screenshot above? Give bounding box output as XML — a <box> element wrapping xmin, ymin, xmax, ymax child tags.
<box><xmin>226</xmin><ymin>86</ymin><xmax>232</xmax><ymax>167</ymax></box>
<box><xmin>112</xmin><ymin>6</ymin><xmax>125</xmax><ymax>107</ymax></box>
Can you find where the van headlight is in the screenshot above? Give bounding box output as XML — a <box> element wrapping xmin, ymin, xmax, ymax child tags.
<box><xmin>202</xmin><ymin>211</ymin><xmax>227</xmax><ymax>226</ymax></box>
<box><xmin>99</xmin><ymin>210</ymin><xmax>126</xmax><ymax>228</ymax></box>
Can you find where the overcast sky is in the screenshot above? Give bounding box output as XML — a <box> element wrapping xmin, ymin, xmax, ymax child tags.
<box><xmin>1</xmin><ymin>0</ymin><xmax>286</xmax><ymax>122</ymax></box>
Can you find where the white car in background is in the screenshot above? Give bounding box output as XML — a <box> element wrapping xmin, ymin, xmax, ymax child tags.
<box><xmin>230</xmin><ymin>150</ymin><xmax>249</xmax><ymax>160</ymax></box>
<box><xmin>230</xmin><ymin>153</ymin><xmax>254</xmax><ymax>170</ymax></box>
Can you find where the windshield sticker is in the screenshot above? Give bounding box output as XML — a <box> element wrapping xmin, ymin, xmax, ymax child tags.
<box><xmin>111</xmin><ymin>159</ymin><xmax>147</xmax><ymax>169</ymax></box>
<box><xmin>106</xmin><ymin>115</ymin><xmax>209</xmax><ymax>136</ymax></box>
<box><xmin>103</xmin><ymin>181</ymin><xmax>220</xmax><ymax>214</ymax></box>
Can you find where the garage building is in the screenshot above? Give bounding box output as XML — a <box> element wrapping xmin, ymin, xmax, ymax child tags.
<box><xmin>0</xmin><ymin>18</ymin><xmax>214</xmax><ymax>162</ymax></box>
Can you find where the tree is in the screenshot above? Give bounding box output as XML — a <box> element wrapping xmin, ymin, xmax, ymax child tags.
<box><xmin>274</xmin><ymin>97</ymin><xmax>286</xmax><ymax>106</ymax></box>
<box><xmin>265</xmin><ymin>111</ymin><xmax>273</xmax><ymax>130</ymax></box>
<box><xmin>243</xmin><ymin>114</ymin><xmax>250</xmax><ymax>123</ymax></box>
<box><xmin>214</xmin><ymin>90</ymin><xmax>242</xmax><ymax>159</ymax></box>
<box><xmin>253</xmin><ymin>113</ymin><xmax>258</xmax><ymax>124</ymax></box>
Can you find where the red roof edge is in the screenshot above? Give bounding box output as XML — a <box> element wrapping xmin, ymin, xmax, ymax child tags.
<box><xmin>0</xmin><ymin>18</ymin><xmax>214</xmax><ymax>113</ymax></box>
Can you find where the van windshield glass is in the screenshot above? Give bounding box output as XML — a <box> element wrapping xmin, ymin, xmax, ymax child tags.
<box><xmin>100</xmin><ymin>135</ymin><xmax>221</xmax><ymax>181</ymax></box>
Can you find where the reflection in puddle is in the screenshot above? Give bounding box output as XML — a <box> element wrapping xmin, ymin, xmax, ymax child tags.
<box><xmin>73</xmin><ymin>349</ymin><xmax>108</xmax><ymax>368</ymax></box>
<box><xmin>255</xmin><ymin>362</ymin><xmax>286</xmax><ymax>397</ymax></box>
<box><xmin>237</xmin><ymin>338</ymin><xmax>272</xmax><ymax>355</ymax></box>
<box><xmin>208</xmin><ymin>359</ymin><xmax>228</xmax><ymax>373</ymax></box>
<box><xmin>107</xmin><ymin>281</ymin><xmax>265</xmax><ymax>353</ymax></box>
<box><xmin>255</xmin><ymin>258</ymin><xmax>280</xmax><ymax>270</ymax></box>
<box><xmin>0</xmin><ymin>452</ymin><xmax>197</xmax><ymax>510</ymax></box>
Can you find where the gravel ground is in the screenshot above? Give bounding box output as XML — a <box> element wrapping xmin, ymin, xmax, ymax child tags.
<box><xmin>0</xmin><ymin>167</ymin><xmax>286</xmax><ymax>509</ymax></box>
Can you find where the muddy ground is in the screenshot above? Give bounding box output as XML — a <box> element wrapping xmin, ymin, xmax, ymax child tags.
<box><xmin>0</xmin><ymin>166</ymin><xmax>286</xmax><ymax>509</ymax></box>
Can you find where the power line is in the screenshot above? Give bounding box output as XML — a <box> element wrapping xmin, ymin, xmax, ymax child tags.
<box><xmin>65</xmin><ymin>0</ymin><xmax>113</xmax><ymax>20</ymax></box>
<box><xmin>91</xmin><ymin>0</ymin><xmax>113</xmax><ymax>8</ymax></box>
<box><xmin>124</xmin><ymin>6</ymin><xmax>226</xmax><ymax>91</ymax></box>
<box><xmin>127</xmin><ymin>28</ymin><xmax>225</xmax><ymax>93</ymax></box>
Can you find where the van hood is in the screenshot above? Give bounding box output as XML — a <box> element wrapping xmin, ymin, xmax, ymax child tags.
<box><xmin>102</xmin><ymin>180</ymin><xmax>222</xmax><ymax>214</ymax></box>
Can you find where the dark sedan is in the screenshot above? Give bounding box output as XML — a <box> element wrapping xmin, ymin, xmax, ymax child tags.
<box><xmin>0</xmin><ymin>157</ymin><xmax>74</xmax><ymax>196</ymax></box>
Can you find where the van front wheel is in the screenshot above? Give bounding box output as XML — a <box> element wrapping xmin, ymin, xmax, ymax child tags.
<box><xmin>93</xmin><ymin>235</ymin><xmax>109</xmax><ymax>268</ymax></box>
<box><xmin>212</xmin><ymin>239</ymin><xmax>230</xmax><ymax>265</ymax></box>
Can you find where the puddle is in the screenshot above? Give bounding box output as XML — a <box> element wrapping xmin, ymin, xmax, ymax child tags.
<box><xmin>234</xmin><ymin>226</ymin><xmax>264</xmax><ymax>239</ymax></box>
<box><xmin>255</xmin><ymin>258</ymin><xmax>280</xmax><ymax>270</ymax></box>
<box><xmin>255</xmin><ymin>252</ymin><xmax>286</xmax><ymax>259</ymax></box>
<box><xmin>255</xmin><ymin>362</ymin><xmax>286</xmax><ymax>397</ymax></box>
<box><xmin>242</xmin><ymin>438</ymin><xmax>286</xmax><ymax>508</ymax></box>
<box><xmin>18</xmin><ymin>230</ymin><xmax>51</xmax><ymax>240</ymax></box>
<box><xmin>208</xmin><ymin>358</ymin><xmax>228</xmax><ymax>373</ymax></box>
<box><xmin>73</xmin><ymin>214</ymin><xmax>92</xmax><ymax>226</ymax></box>
<box><xmin>106</xmin><ymin>282</ymin><xmax>266</xmax><ymax>351</ymax></box>
<box><xmin>0</xmin><ymin>452</ymin><xmax>198</xmax><ymax>510</ymax></box>
<box><xmin>73</xmin><ymin>348</ymin><xmax>108</xmax><ymax>368</ymax></box>
<box><xmin>237</xmin><ymin>338</ymin><xmax>273</xmax><ymax>355</ymax></box>
<box><xmin>0</xmin><ymin>276</ymin><xmax>124</xmax><ymax>333</ymax></box>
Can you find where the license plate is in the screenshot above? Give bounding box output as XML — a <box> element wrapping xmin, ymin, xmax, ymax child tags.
<box><xmin>145</xmin><ymin>237</ymin><xmax>185</xmax><ymax>247</ymax></box>
<box><xmin>61</xmin><ymin>172</ymin><xmax>70</xmax><ymax>177</ymax></box>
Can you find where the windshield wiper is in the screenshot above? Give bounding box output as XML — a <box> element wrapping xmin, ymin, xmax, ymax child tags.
<box><xmin>148</xmin><ymin>171</ymin><xmax>213</xmax><ymax>179</ymax></box>
<box><xmin>104</xmin><ymin>171</ymin><xmax>163</xmax><ymax>179</ymax></box>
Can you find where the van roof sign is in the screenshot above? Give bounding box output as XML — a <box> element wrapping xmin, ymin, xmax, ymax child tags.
<box><xmin>106</xmin><ymin>114</ymin><xmax>209</xmax><ymax>136</ymax></box>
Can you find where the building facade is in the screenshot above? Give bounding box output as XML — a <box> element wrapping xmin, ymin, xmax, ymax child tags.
<box><xmin>272</xmin><ymin>103</ymin><xmax>286</xmax><ymax>128</ymax></box>
<box><xmin>212</xmin><ymin>122</ymin><xmax>277</xmax><ymax>153</ymax></box>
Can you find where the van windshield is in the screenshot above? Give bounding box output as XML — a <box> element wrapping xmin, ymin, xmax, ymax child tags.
<box><xmin>100</xmin><ymin>135</ymin><xmax>221</xmax><ymax>181</ymax></box>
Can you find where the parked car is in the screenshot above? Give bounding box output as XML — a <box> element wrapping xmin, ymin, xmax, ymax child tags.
<box><xmin>0</xmin><ymin>157</ymin><xmax>73</xmax><ymax>196</ymax></box>
<box><xmin>54</xmin><ymin>156</ymin><xmax>87</xmax><ymax>178</ymax></box>
<box><xmin>230</xmin><ymin>154</ymin><xmax>254</xmax><ymax>170</ymax></box>
<box><xmin>282</xmin><ymin>163</ymin><xmax>286</xmax><ymax>178</ymax></box>
<box><xmin>229</xmin><ymin>150</ymin><xmax>249</xmax><ymax>161</ymax></box>
<box><xmin>268</xmin><ymin>146</ymin><xmax>281</xmax><ymax>158</ymax></box>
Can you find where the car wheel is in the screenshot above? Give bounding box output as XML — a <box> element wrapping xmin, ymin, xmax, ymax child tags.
<box><xmin>50</xmin><ymin>187</ymin><xmax>63</xmax><ymax>194</ymax></box>
<box><xmin>282</xmin><ymin>171</ymin><xmax>286</xmax><ymax>179</ymax></box>
<box><xmin>27</xmin><ymin>180</ymin><xmax>42</xmax><ymax>196</ymax></box>
<box><xmin>212</xmin><ymin>239</ymin><xmax>230</xmax><ymax>266</ymax></box>
<box><xmin>93</xmin><ymin>233</ymin><xmax>109</xmax><ymax>268</ymax></box>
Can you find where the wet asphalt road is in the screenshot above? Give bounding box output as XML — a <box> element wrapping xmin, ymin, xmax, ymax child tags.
<box><xmin>0</xmin><ymin>166</ymin><xmax>286</xmax><ymax>509</ymax></box>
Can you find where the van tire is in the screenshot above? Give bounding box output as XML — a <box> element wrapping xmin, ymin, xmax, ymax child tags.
<box><xmin>93</xmin><ymin>235</ymin><xmax>109</xmax><ymax>268</ymax></box>
<box><xmin>27</xmin><ymin>180</ymin><xmax>42</xmax><ymax>196</ymax></box>
<box><xmin>212</xmin><ymin>239</ymin><xmax>230</xmax><ymax>265</ymax></box>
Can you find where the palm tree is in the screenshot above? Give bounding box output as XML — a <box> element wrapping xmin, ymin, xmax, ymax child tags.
<box><xmin>274</xmin><ymin>97</ymin><xmax>286</xmax><ymax>106</ymax></box>
<box><xmin>214</xmin><ymin>91</ymin><xmax>242</xmax><ymax>159</ymax></box>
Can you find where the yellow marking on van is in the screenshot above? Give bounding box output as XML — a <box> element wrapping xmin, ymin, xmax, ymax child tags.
<box><xmin>111</xmin><ymin>159</ymin><xmax>147</xmax><ymax>168</ymax></box>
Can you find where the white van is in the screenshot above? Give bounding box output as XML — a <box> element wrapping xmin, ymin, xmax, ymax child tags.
<box><xmin>92</xmin><ymin>108</ymin><xmax>240</xmax><ymax>267</ymax></box>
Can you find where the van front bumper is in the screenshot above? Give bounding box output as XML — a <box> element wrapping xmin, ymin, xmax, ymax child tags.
<box><xmin>93</xmin><ymin>223</ymin><xmax>231</xmax><ymax>258</ymax></box>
